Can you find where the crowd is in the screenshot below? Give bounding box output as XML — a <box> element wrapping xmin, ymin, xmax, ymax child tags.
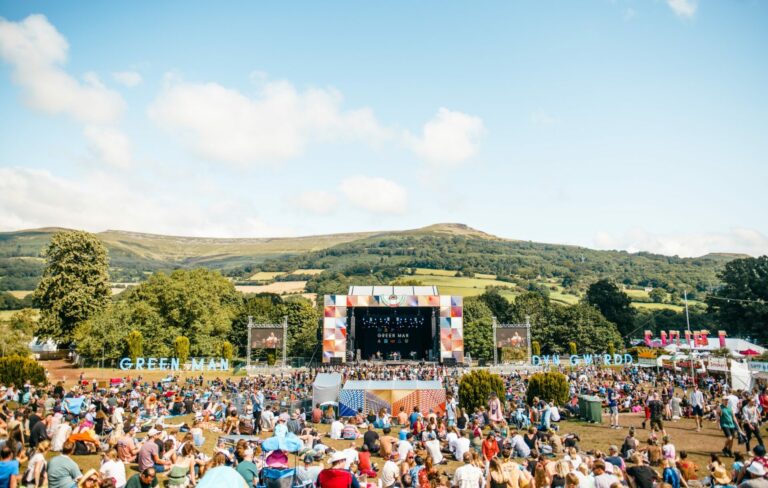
<box><xmin>0</xmin><ymin>362</ymin><xmax>765</xmax><ymax>488</ymax></box>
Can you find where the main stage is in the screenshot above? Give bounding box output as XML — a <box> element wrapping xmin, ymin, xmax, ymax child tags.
<box><xmin>323</xmin><ymin>286</ymin><xmax>463</xmax><ymax>364</ymax></box>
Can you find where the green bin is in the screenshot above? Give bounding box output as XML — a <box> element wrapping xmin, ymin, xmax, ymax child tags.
<box><xmin>585</xmin><ymin>395</ymin><xmax>603</xmax><ymax>424</ymax></box>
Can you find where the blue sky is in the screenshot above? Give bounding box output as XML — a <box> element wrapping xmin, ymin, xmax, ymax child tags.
<box><xmin>0</xmin><ymin>0</ymin><xmax>766</xmax><ymax>257</ymax></box>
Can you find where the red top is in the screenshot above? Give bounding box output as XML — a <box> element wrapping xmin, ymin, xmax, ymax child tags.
<box><xmin>318</xmin><ymin>469</ymin><xmax>354</xmax><ymax>488</ymax></box>
<box><xmin>482</xmin><ymin>439</ymin><xmax>499</xmax><ymax>461</ymax></box>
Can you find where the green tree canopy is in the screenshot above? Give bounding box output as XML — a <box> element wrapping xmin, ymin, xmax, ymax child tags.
<box><xmin>463</xmin><ymin>317</ymin><xmax>493</xmax><ymax>361</ymax></box>
<box><xmin>707</xmin><ymin>256</ymin><xmax>768</xmax><ymax>343</ymax></box>
<box><xmin>585</xmin><ymin>279</ymin><xmax>636</xmax><ymax>340</ymax></box>
<box><xmin>35</xmin><ymin>231</ymin><xmax>111</xmax><ymax>342</ymax></box>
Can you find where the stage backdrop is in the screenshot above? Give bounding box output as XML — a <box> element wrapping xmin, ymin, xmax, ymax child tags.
<box><xmin>323</xmin><ymin>294</ymin><xmax>463</xmax><ymax>363</ymax></box>
<box><xmin>495</xmin><ymin>325</ymin><xmax>530</xmax><ymax>363</ymax></box>
<box><xmin>338</xmin><ymin>380</ymin><xmax>446</xmax><ymax>417</ymax></box>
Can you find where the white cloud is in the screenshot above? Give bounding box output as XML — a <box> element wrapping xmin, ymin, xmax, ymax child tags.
<box><xmin>112</xmin><ymin>70</ymin><xmax>142</xmax><ymax>87</ymax></box>
<box><xmin>530</xmin><ymin>110</ymin><xmax>558</xmax><ymax>127</ymax></box>
<box><xmin>409</xmin><ymin>108</ymin><xmax>484</xmax><ymax>166</ymax></box>
<box><xmin>293</xmin><ymin>191</ymin><xmax>339</xmax><ymax>216</ymax></box>
<box><xmin>0</xmin><ymin>14</ymin><xmax>125</xmax><ymax>124</ymax></box>
<box><xmin>83</xmin><ymin>125</ymin><xmax>132</xmax><ymax>169</ymax></box>
<box><xmin>666</xmin><ymin>0</ymin><xmax>697</xmax><ymax>18</ymax></box>
<box><xmin>148</xmin><ymin>77</ymin><xmax>390</xmax><ymax>165</ymax></box>
<box><xmin>340</xmin><ymin>176</ymin><xmax>408</xmax><ymax>214</ymax></box>
<box><xmin>0</xmin><ymin>167</ymin><xmax>292</xmax><ymax>237</ymax></box>
<box><xmin>594</xmin><ymin>227</ymin><xmax>768</xmax><ymax>257</ymax></box>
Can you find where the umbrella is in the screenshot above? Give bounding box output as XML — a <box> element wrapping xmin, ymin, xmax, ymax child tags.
<box><xmin>260</xmin><ymin>432</ymin><xmax>303</xmax><ymax>452</ymax></box>
<box><xmin>740</xmin><ymin>349</ymin><xmax>760</xmax><ymax>356</ymax></box>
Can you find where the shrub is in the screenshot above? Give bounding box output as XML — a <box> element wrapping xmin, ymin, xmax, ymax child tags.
<box><xmin>458</xmin><ymin>369</ymin><xmax>505</xmax><ymax>412</ymax></box>
<box><xmin>127</xmin><ymin>330</ymin><xmax>143</xmax><ymax>361</ymax></box>
<box><xmin>532</xmin><ymin>341</ymin><xmax>541</xmax><ymax>356</ymax></box>
<box><xmin>526</xmin><ymin>371</ymin><xmax>569</xmax><ymax>406</ymax></box>
<box><xmin>220</xmin><ymin>341</ymin><xmax>234</xmax><ymax>361</ymax></box>
<box><xmin>174</xmin><ymin>336</ymin><xmax>190</xmax><ymax>363</ymax></box>
<box><xmin>568</xmin><ymin>342</ymin><xmax>577</xmax><ymax>355</ymax></box>
<box><xmin>0</xmin><ymin>355</ymin><xmax>47</xmax><ymax>387</ymax></box>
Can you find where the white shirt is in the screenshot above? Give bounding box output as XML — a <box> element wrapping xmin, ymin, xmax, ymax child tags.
<box><xmin>454</xmin><ymin>463</ymin><xmax>483</xmax><ymax>488</ymax></box>
<box><xmin>593</xmin><ymin>473</ymin><xmax>619</xmax><ymax>488</ymax></box>
<box><xmin>398</xmin><ymin>440</ymin><xmax>414</xmax><ymax>460</ymax></box>
<box><xmin>52</xmin><ymin>423</ymin><xmax>72</xmax><ymax>452</ymax></box>
<box><xmin>100</xmin><ymin>459</ymin><xmax>127</xmax><ymax>488</ymax></box>
<box><xmin>510</xmin><ymin>435</ymin><xmax>531</xmax><ymax>458</ymax></box>
<box><xmin>453</xmin><ymin>437</ymin><xmax>471</xmax><ymax>463</ymax></box>
<box><xmin>425</xmin><ymin>439</ymin><xmax>443</xmax><ymax>464</ymax></box>
<box><xmin>330</xmin><ymin>420</ymin><xmax>344</xmax><ymax>440</ymax></box>
<box><xmin>690</xmin><ymin>390</ymin><xmax>705</xmax><ymax>408</ymax></box>
<box><xmin>342</xmin><ymin>447</ymin><xmax>359</xmax><ymax>470</ymax></box>
<box><xmin>727</xmin><ymin>394</ymin><xmax>740</xmax><ymax>412</ymax></box>
<box><xmin>381</xmin><ymin>460</ymin><xmax>400</xmax><ymax>488</ymax></box>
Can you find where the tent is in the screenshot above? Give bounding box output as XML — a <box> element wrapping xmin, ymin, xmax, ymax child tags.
<box><xmin>312</xmin><ymin>373</ymin><xmax>342</xmax><ymax>406</ymax></box>
<box><xmin>338</xmin><ymin>380</ymin><xmax>446</xmax><ymax>417</ymax></box>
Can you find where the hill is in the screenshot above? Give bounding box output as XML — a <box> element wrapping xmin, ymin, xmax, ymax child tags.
<box><xmin>0</xmin><ymin>223</ymin><xmax>734</xmax><ymax>300</ymax></box>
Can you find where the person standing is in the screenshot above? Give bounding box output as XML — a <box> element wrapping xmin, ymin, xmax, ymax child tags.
<box><xmin>607</xmin><ymin>384</ymin><xmax>620</xmax><ymax>429</ymax></box>
<box><xmin>690</xmin><ymin>385</ymin><xmax>705</xmax><ymax>432</ymax></box>
<box><xmin>648</xmin><ymin>393</ymin><xmax>666</xmax><ymax>435</ymax></box>
<box><xmin>718</xmin><ymin>396</ymin><xmax>741</xmax><ymax>458</ymax></box>
<box><xmin>446</xmin><ymin>394</ymin><xmax>458</xmax><ymax>428</ymax></box>
<box><xmin>251</xmin><ymin>388</ymin><xmax>263</xmax><ymax>435</ymax></box>
<box><xmin>742</xmin><ymin>398</ymin><xmax>764</xmax><ymax>453</ymax></box>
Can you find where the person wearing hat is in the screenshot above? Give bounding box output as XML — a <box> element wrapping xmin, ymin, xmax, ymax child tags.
<box><xmin>287</xmin><ymin>412</ymin><xmax>302</xmax><ymax>435</ymax></box>
<box><xmin>317</xmin><ymin>451</ymin><xmax>360</xmax><ymax>488</ymax></box>
<box><xmin>711</xmin><ymin>464</ymin><xmax>733</xmax><ymax>487</ymax></box>
<box><xmin>274</xmin><ymin>416</ymin><xmax>288</xmax><ymax>437</ymax></box>
<box><xmin>740</xmin><ymin>462</ymin><xmax>768</xmax><ymax>488</ymax></box>
<box><xmin>297</xmin><ymin>454</ymin><xmax>322</xmax><ymax>486</ymax></box>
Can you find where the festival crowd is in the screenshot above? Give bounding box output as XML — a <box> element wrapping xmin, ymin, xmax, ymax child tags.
<box><xmin>0</xmin><ymin>362</ymin><xmax>765</xmax><ymax>488</ymax></box>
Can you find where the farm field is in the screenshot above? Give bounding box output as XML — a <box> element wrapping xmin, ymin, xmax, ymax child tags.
<box><xmin>632</xmin><ymin>302</ymin><xmax>685</xmax><ymax>312</ymax></box>
<box><xmin>248</xmin><ymin>271</ymin><xmax>285</xmax><ymax>281</ymax></box>
<box><xmin>235</xmin><ymin>281</ymin><xmax>307</xmax><ymax>295</ymax></box>
<box><xmin>0</xmin><ymin>308</ymin><xmax>39</xmax><ymax>320</ymax></box>
<box><xmin>6</xmin><ymin>290</ymin><xmax>33</xmax><ymax>298</ymax></box>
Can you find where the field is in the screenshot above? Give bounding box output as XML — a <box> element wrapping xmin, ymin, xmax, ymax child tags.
<box><xmin>235</xmin><ymin>281</ymin><xmax>307</xmax><ymax>295</ymax></box>
<box><xmin>248</xmin><ymin>271</ymin><xmax>285</xmax><ymax>281</ymax></box>
<box><xmin>0</xmin><ymin>308</ymin><xmax>39</xmax><ymax>320</ymax></box>
<box><xmin>632</xmin><ymin>302</ymin><xmax>685</xmax><ymax>312</ymax></box>
<box><xmin>6</xmin><ymin>290</ymin><xmax>33</xmax><ymax>298</ymax></box>
<box><xmin>403</xmin><ymin>270</ymin><xmax>514</xmax><ymax>297</ymax></box>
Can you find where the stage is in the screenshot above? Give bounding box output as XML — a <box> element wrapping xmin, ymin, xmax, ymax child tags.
<box><xmin>322</xmin><ymin>286</ymin><xmax>464</xmax><ymax>364</ymax></box>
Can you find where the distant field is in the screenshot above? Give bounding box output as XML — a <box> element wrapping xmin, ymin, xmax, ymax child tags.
<box><xmin>399</xmin><ymin>271</ymin><xmax>513</xmax><ymax>297</ymax></box>
<box><xmin>413</xmin><ymin>268</ymin><xmax>461</xmax><ymax>277</ymax></box>
<box><xmin>0</xmin><ymin>309</ymin><xmax>40</xmax><ymax>321</ymax></box>
<box><xmin>632</xmin><ymin>302</ymin><xmax>685</xmax><ymax>312</ymax></box>
<box><xmin>291</xmin><ymin>269</ymin><xmax>324</xmax><ymax>275</ymax></box>
<box><xmin>248</xmin><ymin>271</ymin><xmax>285</xmax><ymax>281</ymax></box>
<box><xmin>625</xmin><ymin>288</ymin><xmax>650</xmax><ymax>299</ymax></box>
<box><xmin>235</xmin><ymin>281</ymin><xmax>307</xmax><ymax>295</ymax></box>
<box><xmin>6</xmin><ymin>290</ymin><xmax>33</xmax><ymax>298</ymax></box>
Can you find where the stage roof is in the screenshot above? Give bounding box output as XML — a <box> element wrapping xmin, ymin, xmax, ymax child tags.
<box><xmin>347</xmin><ymin>285</ymin><xmax>440</xmax><ymax>296</ymax></box>
<box><xmin>342</xmin><ymin>380</ymin><xmax>444</xmax><ymax>390</ymax></box>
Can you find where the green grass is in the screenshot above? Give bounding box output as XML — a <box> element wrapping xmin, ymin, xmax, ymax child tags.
<box><xmin>399</xmin><ymin>271</ymin><xmax>513</xmax><ymax>297</ymax></box>
<box><xmin>6</xmin><ymin>290</ymin><xmax>33</xmax><ymax>298</ymax></box>
<box><xmin>291</xmin><ymin>268</ymin><xmax>324</xmax><ymax>275</ymax></box>
<box><xmin>0</xmin><ymin>309</ymin><xmax>40</xmax><ymax>321</ymax></box>
<box><xmin>632</xmin><ymin>302</ymin><xmax>685</xmax><ymax>312</ymax></box>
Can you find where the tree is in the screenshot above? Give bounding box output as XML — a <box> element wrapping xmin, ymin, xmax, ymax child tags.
<box><xmin>463</xmin><ymin>317</ymin><xmax>493</xmax><ymax>361</ymax></box>
<box><xmin>127</xmin><ymin>330</ymin><xmax>143</xmax><ymax>361</ymax></box>
<box><xmin>707</xmin><ymin>256</ymin><xmax>768</xmax><ymax>343</ymax></box>
<box><xmin>463</xmin><ymin>296</ymin><xmax>493</xmax><ymax>324</ymax></box>
<box><xmin>0</xmin><ymin>355</ymin><xmax>46</xmax><ymax>386</ymax></box>
<box><xmin>0</xmin><ymin>309</ymin><xmax>35</xmax><ymax>357</ymax></box>
<box><xmin>535</xmin><ymin>304</ymin><xmax>623</xmax><ymax>354</ymax></box>
<box><xmin>478</xmin><ymin>289</ymin><xmax>512</xmax><ymax>323</ymax></box>
<box><xmin>458</xmin><ymin>370</ymin><xmax>505</xmax><ymax>412</ymax></box>
<box><xmin>126</xmin><ymin>269</ymin><xmax>242</xmax><ymax>355</ymax></box>
<box><xmin>585</xmin><ymin>279</ymin><xmax>636</xmax><ymax>340</ymax></box>
<box><xmin>220</xmin><ymin>341</ymin><xmax>234</xmax><ymax>361</ymax></box>
<box><xmin>568</xmin><ymin>342</ymin><xmax>577</xmax><ymax>355</ymax></box>
<box><xmin>35</xmin><ymin>231</ymin><xmax>111</xmax><ymax>342</ymax></box>
<box><xmin>174</xmin><ymin>336</ymin><xmax>190</xmax><ymax>363</ymax></box>
<box><xmin>649</xmin><ymin>288</ymin><xmax>667</xmax><ymax>303</ymax></box>
<box><xmin>281</xmin><ymin>297</ymin><xmax>320</xmax><ymax>357</ymax></box>
<box><xmin>532</xmin><ymin>341</ymin><xmax>541</xmax><ymax>356</ymax></box>
<box><xmin>526</xmin><ymin>372</ymin><xmax>569</xmax><ymax>406</ymax></box>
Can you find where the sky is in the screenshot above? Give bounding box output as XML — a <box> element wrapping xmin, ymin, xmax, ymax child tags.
<box><xmin>0</xmin><ymin>0</ymin><xmax>766</xmax><ymax>257</ymax></box>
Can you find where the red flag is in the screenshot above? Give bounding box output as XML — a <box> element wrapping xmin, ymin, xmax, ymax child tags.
<box><xmin>644</xmin><ymin>330</ymin><xmax>652</xmax><ymax>347</ymax></box>
<box><xmin>719</xmin><ymin>330</ymin><xmax>727</xmax><ymax>349</ymax></box>
<box><xmin>661</xmin><ymin>331</ymin><xmax>668</xmax><ymax>346</ymax></box>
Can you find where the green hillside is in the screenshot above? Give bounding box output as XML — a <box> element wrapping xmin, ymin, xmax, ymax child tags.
<box><xmin>0</xmin><ymin>224</ymin><xmax>738</xmax><ymax>300</ymax></box>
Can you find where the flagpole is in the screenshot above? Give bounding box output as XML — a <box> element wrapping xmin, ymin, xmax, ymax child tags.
<box><xmin>684</xmin><ymin>290</ymin><xmax>695</xmax><ymax>385</ymax></box>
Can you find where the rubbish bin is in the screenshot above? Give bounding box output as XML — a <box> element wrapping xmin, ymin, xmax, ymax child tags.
<box><xmin>584</xmin><ymin>395</ymin><xmax>603</xmax><ymax>424</ymax></box>
<box><xmin>578</xmin><ymin>396</ymin><xmax>587</xmax><ymax>420</ymax></box>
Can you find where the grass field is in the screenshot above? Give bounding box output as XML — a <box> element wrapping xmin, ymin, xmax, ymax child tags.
<box><xmin>248</xmin><ymin>271</ymin><xmax>285</xmax><ymax>281</ymax></box>
<box><xmin>6</xmin><ymin>290</ymin><xmax>33</xmax><ymax>298</ymax></box>
<box><xmin>292</xmin><ymin>269</ymin><xmax>324</xmax><ymax>275</ymax></box>
<box><xmin>0</xmin><ymin>308</ymin><xmax>39</xmax><ymax>320</ymax></box>
<box><xmin>632</xmin><ymin>302</ymin><xmax>685</xmax><ymax>312</ymax></box>
<box><xmin>402</xmin><ymin>271</ymin><xmax>514</xmax><ymax>297</ymax></box>
<box><xmin>235</xmin><ymin>281</ymin><xmax>307</xmax><ymax>295</ymax></box>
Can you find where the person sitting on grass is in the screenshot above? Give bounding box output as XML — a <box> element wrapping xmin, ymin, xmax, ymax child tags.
<box><xmin>125</xmin><ymin>468</ymin><xmax>158</xmax><ymax>488</ymax></box>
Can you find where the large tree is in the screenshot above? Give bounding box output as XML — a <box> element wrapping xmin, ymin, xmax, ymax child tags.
<box><xmin>35</xmin><ymin>231</ymin><xmax>111</xmax><ymax>342</ymax></box>
<box><xmin>585</xmin><ymin>279</ymin><xmax>636</xmax><ymax>339</ymax></box>
<box><xmin>707</xmin><ymin>256</ymin><xmax>768</xmax><ymax>342</ymax></box>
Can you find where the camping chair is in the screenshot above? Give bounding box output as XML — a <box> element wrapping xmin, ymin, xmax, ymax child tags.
<box><xmin>258</xmin><ymin>467</ymin><xmax>296</xmax><ymax>488</ymax></box>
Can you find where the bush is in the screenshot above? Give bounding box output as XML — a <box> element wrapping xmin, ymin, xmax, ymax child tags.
<box><xmin>526</xmin><ymin>371</ymin><xmax>569</xmax><ymax>406</ymax></box>
<box><xmin>127</xmin><ymin>330</ymin><xmax>143</xmax><ymax>361</ymax></box>
<box><xmin>458</xmin><ymin>369</ymin><xmax>505</xmax><ymax>412</ymax></box>
<box><xmin>532</xmin><ymin>341</ymin><xmax>541</xmax><ymax>356</ymax></box>
<box><xmin>0</xmin><ymin>355</ymin><xmax>46</xmax><ymax>386</ymax></box>
<box><xmin>220</xmin><ymin>341</ymin><xmax>234</xmax><ymax>361</ymax></box>
<box><xmin>568</xmin><ymin>342</ymin><xmax>577</xmax><ymax>355</ymax></box>
<box><xmin>174</xmin><ymin>336</ymin><xmax>190</xmax><ymax>364</ymax></box>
